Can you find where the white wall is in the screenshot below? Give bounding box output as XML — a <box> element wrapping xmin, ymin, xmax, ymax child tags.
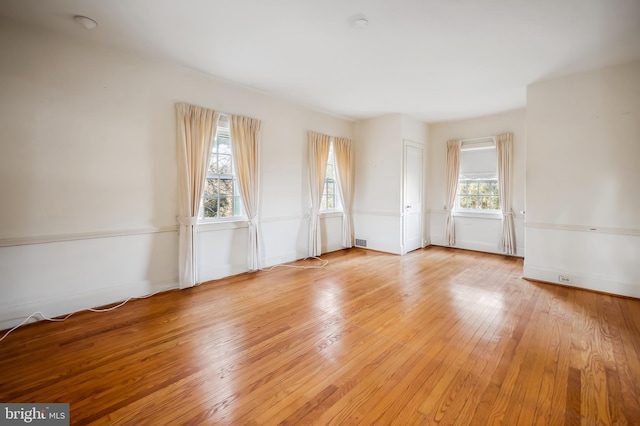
<box><xmin>353</xmin><ymin>114</ymin><xmax>428</xmax><ymax>254</ymax></box>
<box><xmin>0</xmin><ymin>18</ymin><xmax>353</xmax><ymax>329</ymax></box>
<box><xmin>428</xmin><ymin>109</ymin><xmax>526</xmax><ymax>256</ymax></box>
<box><xmin>525</xmin><ymin>60</ymin><xmax>640</xmax><ymax>298</ymax></box>
<box><xmin>354</xmin><ymin>115</ymin><xmax>403</xmax><ymax>254</ymax></box>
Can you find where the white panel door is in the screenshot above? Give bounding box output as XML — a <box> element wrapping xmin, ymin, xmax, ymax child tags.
<box><xmin>403</xmin><ymin>141</ymin><xmax>423</xmax><ymax>254</ymax></box>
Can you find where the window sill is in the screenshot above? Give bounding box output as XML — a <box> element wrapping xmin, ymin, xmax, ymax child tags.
<box><xmin>197</xmin><ymin>218</ymin><xmax>249</xmax><ymax>232</ymax></box>
<box><xmin>320</xmin><ymin>211</ymin><xmax>343</xmax><ymax>219</ymax></box>
<box><xmin>452</xmin><ymin>210</ymin><xmax>502</xmax><ymax>220</ymax></box>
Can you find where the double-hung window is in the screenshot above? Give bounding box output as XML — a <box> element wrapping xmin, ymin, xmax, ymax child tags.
<box><xmin>201</xmin><ymin>117</ymin><xmax>244</xmax><ymax>220</ymax></box>
<box><xmin>456</xmin><ymin>140</ymin><xmax>500</xmax><ymax>212</ymax></box>
<box><xmin>320</xmin><ymin>142</ymin><xmax>342</xmax><ymax>212</ymax></box>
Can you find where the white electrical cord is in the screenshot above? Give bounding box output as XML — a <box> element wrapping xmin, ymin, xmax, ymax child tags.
<box><xmin>0</xmin><ymin>290</ymin><xmax>164</xmax><ymax>344</ymax></box>
<box><xmin>259</xmin><ymin>256</ymin><xmax>328</xmax><ymax>271</ymax></box>
<box><xmin>1</xmin><ymin>257</ymin><xmax>329</xmax><ymax>343</ymax></box>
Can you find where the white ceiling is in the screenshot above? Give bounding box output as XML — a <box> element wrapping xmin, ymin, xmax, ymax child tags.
<box><xmin>2</xmin><ymin>0</ymin><xmax>640</xmax><ymax>122</ymax></box>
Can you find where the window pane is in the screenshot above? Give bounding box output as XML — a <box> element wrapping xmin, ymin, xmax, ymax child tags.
<box><xmin>479</xmin><ymin>196</ymin><xmax>490</xmax><ymax>209</ymax></box>
<box><xmin>233</xmin><ymin>196</ymin><xmax>243</xmax><ymax>216</ymax></box>
<box><xmin>203</xmin><ymin>198</ymin><xmax>218</xmax><ymax>218</ymax></box>
<box><xmin>490</xmin><ymin>196</ymin><xmax>500</xmax><ymax>210</ymax></box>
<box><xmin>327</xmin><ymin>194</ymin><xmax>335</xmax><ymax>210</ymax></box>
<box><xmin>200</xmin><ymin>121</ymin><xmax>244</xmax><ymax>220</ymax></box>
<box><xmin>208</xmin><ymin>155</ymin><xmax>217</xmax><ymax>175</ymax></box>
<box><xmin>218</xmin><ymin>154</ymin><xmax>232</xmax><ymax>174</ymax></box>
<box><xmin>488</xmin><ymin>181</ymin><xmax>496</xmax><ymax>195</ymax></box>
<box><xmin>321</xmin><ymin>143</ymin><xmax>341</xmax><ymax>212</ymax></box>
<box><xmin>204</xmin><ymin>178</ymin><xmax>218</xmax><ymax>196</ymax></box>
<box><xmin>327</xmin><ymin>180</ymin><xmax>335</xmax><ymax>195</ymax></box>
<box><xmin>219</xmin><ymin>178</ymin><xmax>233</xmax><ymax>195</ymax></box>
<box><xmin>456</xmin><ymin>177</ymin><xmax>500</xmax><ymax>210</ymax></box>
<box><xmin>218</xmin><ymin>196</ymin><xmax>233</xmax><ymax>217</ymax></box>
<box><xmin>217</xmin><ymin>136</ymin><xmax>231</xmax><ymax>154</ymax></box>
<box><xmin>460</xmin><ymin>196</ymin><xmax>473</xmax><ymax>209</ymax></box>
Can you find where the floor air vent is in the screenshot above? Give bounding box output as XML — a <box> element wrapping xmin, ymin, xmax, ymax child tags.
<box><xmin>355</xmin><ymin>238</ymin><xmax>367</xmax><ymax>247</ymax></box>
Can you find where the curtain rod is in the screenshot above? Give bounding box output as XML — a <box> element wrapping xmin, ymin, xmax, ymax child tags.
<box><xmin>461</xmin><ymin>135</ymin><xmax>495</xmax><ymax>143</ymax></box>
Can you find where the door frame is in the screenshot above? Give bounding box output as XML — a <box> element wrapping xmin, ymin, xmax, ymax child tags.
<box><xmin>401</xmin><ymin>139</ymin><xmax>424</xmax><ymax>255</ymax></box>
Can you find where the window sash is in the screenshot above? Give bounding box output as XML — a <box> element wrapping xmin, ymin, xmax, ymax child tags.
<box><xmin>320</xmin><ymin>142</ymin><xmax>342</xmax><ymax>212</ymax></box>
<box><xmin>456</xmin><ymin>178</ymin><xmax>500</xmax><ymax>211</ymax></box>
<box><xmin>200</xmin><ymin>121</ymin><xmax>244</xmax><ymax>220</ymax></box>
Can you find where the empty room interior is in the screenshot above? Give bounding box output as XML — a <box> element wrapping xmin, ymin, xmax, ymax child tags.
<box><xmin>1</xmin><ymin>0</ymin><xmax>639</xmax><ymax>424</ymax></box>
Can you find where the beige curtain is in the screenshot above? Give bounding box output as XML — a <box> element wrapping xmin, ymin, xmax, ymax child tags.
<box><xmin>496</xmin><ymin>133</ymin><xmax>516</xmax><ymax>255</ymax></box>
<box><xmin>444</xmin><ymin>140</ymin><xmax>462</xmax><ymax>246</ymax></box>
<box><xmin>308</xmin><ymin>131</ymin><xmax>331</xmax><ymax>256</ymax></box>
<box><xmin>334</xmin><ymin>137</ymin><xmax>354</xmax><ymax>248</ymax></box>
<box><xmin>175</xmin><ymin>103</ymin><xmax>219</xmax><ymax>288</ymax></box>
<box><xmin>230</xmin><ymin>114</ymin><xmax>262</xmax><ymax>270</ymax></box>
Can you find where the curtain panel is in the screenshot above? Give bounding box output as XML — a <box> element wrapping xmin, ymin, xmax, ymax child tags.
<box><xmin>496</xmin><ymin>133</ymin><xmax>516</xmax><ymax>255</ymax></box>
<box><xmin>444</xmin><ymin>140</ymin><xmax>462</xmax><ymax>246</ymax></box>
<box><xmin>175</xmin><ymin>103</ymin><xmax>219</xmax><ymax>288</ymax></box>
<box><xmin>230</xmin><ymin>115</ymin><xmax>262</xmax><ymax>270</ymax></box>
<box><xmin>307</xmin><ymin>131</ymin><xmax>331</xmax><ymax>257</ymax></box>
<box><xmin>334</xmin><ymin>137</ymin><xmax>354</xmax><ymax>248</ymax></box>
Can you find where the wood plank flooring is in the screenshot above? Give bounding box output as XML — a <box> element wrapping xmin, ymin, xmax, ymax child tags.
<box><xmin>1</xmin><ymin>246</ymin><xmax>639</xmax><ymax>425</ymax></box>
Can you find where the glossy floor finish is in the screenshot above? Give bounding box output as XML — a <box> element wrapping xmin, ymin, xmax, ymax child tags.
<box><xmin>1</xmin><ymin>247</ymin><xmax>639</xmax><ymax>425</ymax></box>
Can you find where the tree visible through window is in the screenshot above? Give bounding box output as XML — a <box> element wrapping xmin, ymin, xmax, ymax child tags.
<box><xmin>321</xmin><ymin>142</ymin><xmax>342</xmax><ymax>211</ymax></box>
<box><xmin>201</xmin><ymin>119</ymin><xmax>244</xmax><ymax>219</ymax></box>
<box><xmin>457</xmin><ymin>179</ymin><xmax>499</xmax><ymax>210</ymax></box>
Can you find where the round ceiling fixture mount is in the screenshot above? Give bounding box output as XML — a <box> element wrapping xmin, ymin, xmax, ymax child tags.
<box><xmin>73</xmin><ymin>15</ymin><xmax>98</xmax><ymax>30</ymax></box>
<box><xmin>349</xmin><ymin>14</ymin><xmax>369</xmax><ymax>29</ymax></box>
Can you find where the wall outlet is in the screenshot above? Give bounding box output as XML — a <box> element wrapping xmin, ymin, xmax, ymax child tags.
<box><xmin>558</xmin><ymin>275</ymin><xmax>572</xmax><ymax>284</ymax></box>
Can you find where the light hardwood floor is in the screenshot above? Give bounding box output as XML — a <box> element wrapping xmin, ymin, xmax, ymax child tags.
<box><xmin>1</xmin><ymin>246</ymin><xmax>639</xmax><ymax>425</ymax></box>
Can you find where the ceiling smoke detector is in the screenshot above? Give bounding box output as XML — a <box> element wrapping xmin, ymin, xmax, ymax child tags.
<box><xmin>349</xmin><ymin>14</ymin><xmax>369</xmax><ymax>29</ymax></box>
<box><xmin>73</xmin><ymin>15</ymin><xmax>98</xmax><ymax>30</ymax></box>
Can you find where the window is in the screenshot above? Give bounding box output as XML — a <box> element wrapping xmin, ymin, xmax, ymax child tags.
<box><xmin>456</xmin><ymin>141</ymin><xmax>500</xmax><ymax>212</ymax></box>
<box><xmin>201</xmin><ymin>118</ymin><xmax>244</xmax><ymax>220</ymax></box>
<box><xmin>457</xmin><ymin>179</ymin><xmax>499</xmax><ymax>210</ymax></box>
<box><xmin>320</xmin><ymin>142</ymin><xmax>342</xmax><ymax>212</ymax></box>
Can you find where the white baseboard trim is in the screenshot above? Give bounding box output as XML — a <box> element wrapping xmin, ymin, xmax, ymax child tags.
<box><xmin>523</xmin><ymin>264</ymin><xmax>640</xmax><ymax>299</ymax></box>
<box><xmin>0</xmin><ymin>279</ymin><xmax>179</xmax><ymax>331</ymax></box>
<box><xmin>199</xmin><ymin>264</ymin><xmax>249</xmax><ymax>283</ymax></box>
<box><xmin>263</xmin><ymin>251</ymin><xmax>302</xmax><ymax>268</ymax></box>
<box><xmin>263</xmin><ymin>245</ymin><xmax>348</xmax><ymax>268</ymax></box>
<box><xmin>430</xmin><ymin>236</ymin><xmax>524</xmax><ymax>258</ymax></box>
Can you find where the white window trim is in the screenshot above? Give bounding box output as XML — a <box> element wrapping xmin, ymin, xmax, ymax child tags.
<box><xmin>452</xmin><ymin>210</ymin><xmax>502</xmax><ymax>220</ymax></box>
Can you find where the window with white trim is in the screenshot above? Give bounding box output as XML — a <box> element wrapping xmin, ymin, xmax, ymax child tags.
<box><xmin>320</xmin><ymin>142</ymin><xmax>342</xmax><ymax>212</ymax></box>
<box><xmin>456</xmin><ymin>141</ymin><xmax>500</xmax><ymax>212</ymax></box>
<box><xmin>200</xmin><ymin>118</ymin><xmax>244</xmax><ymax>220</ymax></box>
